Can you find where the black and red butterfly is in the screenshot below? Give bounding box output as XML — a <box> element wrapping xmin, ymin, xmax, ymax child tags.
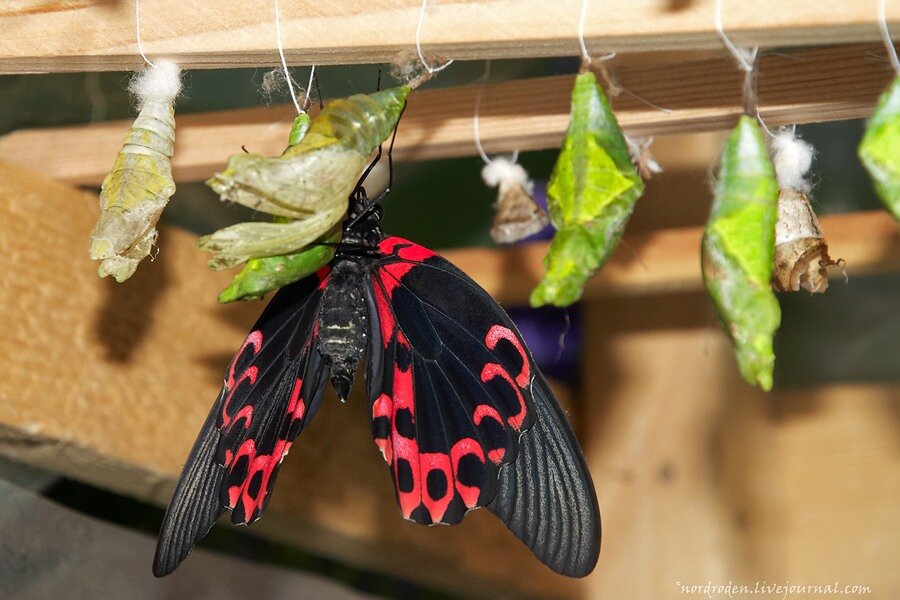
<box><xmin>154</xmin><ymin>169</ymin><xmax>600</xmax><ymax>579</ymax></box>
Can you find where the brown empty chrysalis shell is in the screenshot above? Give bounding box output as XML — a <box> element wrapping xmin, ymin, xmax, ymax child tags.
<box><xmin>772</xmin><ymin>188</ymin><xmax>841</xmax><ymax>293</ymax></box>
<box><xmin>491</xmin><ymin>181</ymin><xmax>549</xmax><ymax>244</ymax></box>
<box><xmin>481</xmin><ymin>157</ymin><xmax>549</xmax><ymax>244</ymax></box>
<box><xmin>389</xmin><ymin>48</ymin><xmax>440</xmax><ymax>89</ymax></box>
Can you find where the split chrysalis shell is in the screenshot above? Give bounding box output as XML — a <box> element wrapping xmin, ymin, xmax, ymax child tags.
<box><xmin>490</xmin><ymin>181</ymin><xmax>549</xmax><ymax>244</ymax></box>
<box><xmin>203</xmin><ymin>86</ymin><xmax>410</xmax><ymax>270</ymax></box>
<box><xmin>89</xmin><ymin>99</ymin><xmax>176</xmax><ymax>282</ymax></box>
<box><xmin>772</xmin><ymin>188</ymin><xmax>839</xmax><ymax>293</ymax></box>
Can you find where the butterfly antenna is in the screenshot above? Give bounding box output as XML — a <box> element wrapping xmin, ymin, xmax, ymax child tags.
<box><xmin>314</xmin><ymin>69</ymin><xmax>324</xmax><ymax>111</ymax></box>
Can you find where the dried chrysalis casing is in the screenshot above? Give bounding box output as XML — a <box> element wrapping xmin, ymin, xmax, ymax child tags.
<box><xmin>203</xmin><ymin>86</ymin><xmax>410</xmax><ymax>269</ymax></box>
<box><xmin>390</xmin><ymin>48</ymin><xmax>441</xmax><ymax>89</ymax></box>
<box><xmin>218</xmin><ymin>225</ymin><xmax>340</xmax><ymax>303</ymax></box>
<box><xmin>198</xmin><ymin>202</ymin><xmax>346</xmax><ymax>269</ymax></box>
<box><xmin>214</xmin><ymin>112</ymin><xmax>337</xmax><ymax>301</ymax></box>
<box><xmin>491</xmin><ymin>182</ymin><xmax>549</xmax><ymax>244</ymax></box>
<box><xmin>481</xmin><ymin>157</ymin><xmax>548</xmax><ymax>244</ymax></box>
<box><xmin>772</xmin><ymin>188</ymin><xmax>840</xmax><ymax>293</ymax></box>
<box><xmin>89</xmin><ymin>60</ymin><xmax>181</xmax><ymax>282</ymax></box>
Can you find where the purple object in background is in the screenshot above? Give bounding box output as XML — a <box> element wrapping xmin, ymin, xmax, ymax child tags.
<box><xmin>520</xmin><ymin>180</ymin><xmax>556</xmax><ymax>242</ymax></box>
<box><xmin>508</xmin><ymin>304</ymin><xmax>582</xmax><ymax>383</ymax></box>
<box><xmin>504</xmin><ymin>180</ymin><xmax>582</xmax><ymax>383</ymax></box>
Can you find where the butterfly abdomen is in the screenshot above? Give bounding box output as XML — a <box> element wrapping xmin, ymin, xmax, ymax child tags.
<box><xmin>317</xmin><ymin>259</ymin><xmax>369</xmax><ymax>400</ymax></box>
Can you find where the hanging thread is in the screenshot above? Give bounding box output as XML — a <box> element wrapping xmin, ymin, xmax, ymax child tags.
<box><xmin>577</xmin><ymin>0</ymin><xmax>591</xmax><ymax>65</ymax></box>
<box><xmin>134</xmin><ymin>0</ymin><xmax>155</xmax><ymax>68</ymax></box>
<box><xmin>274</xmin><ymin>0</ymin><xmax>303</xmax><ymax>114</ymax></box>
<box><xmin>415</xmin><ymin>0</ymin><xmax>454</xmax><ymax>74</ymax></box>
<box><xmin>715</xmin><ymin>0</ymin><xmax>759</xmax><ymax>115</ymax></box>
<box><xmin>473</xmin><ymin>61</ymin><xmax>519</xmax><ymax>166</ymax></box>
<box><xmin>879</xmin><ymin>0</ymin><xmax>900</xmax><ymax>74</ymax></box>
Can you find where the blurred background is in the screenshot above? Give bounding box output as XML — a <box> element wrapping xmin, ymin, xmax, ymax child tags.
<box><xmin>0</xmin><ymin>54</ymin><xmax>897</xmax><ymax>599</ymax></box>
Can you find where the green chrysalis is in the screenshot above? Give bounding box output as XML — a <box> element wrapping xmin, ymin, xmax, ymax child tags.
<box><xmin>702</xmin><ymin>115</ymin><xmax>781</xmax><ymax>391</ymax></box>
<box><xmin>200</xmin><ymin>86</ymin><xmax>410</xmax><ymax>269</ymax></box>
<box><xmin>858</xmin><ymin>75</ymin><xmax>900</xmax><ymax>220</ymax></box>
<box><xmin>530</xmin><ymin>70</ymin><xmax>644</xmax><ymax>307</ymax></box>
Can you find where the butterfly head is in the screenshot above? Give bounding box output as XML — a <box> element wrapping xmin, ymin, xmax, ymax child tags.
<box><xmin>343</xmin><ymin>186</ymin><xmax>384</xmax><ymax>248</ymax></box>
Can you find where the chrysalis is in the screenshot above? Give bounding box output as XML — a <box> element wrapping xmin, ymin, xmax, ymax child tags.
<box><xmin>858</xmin><ymin>75</ymin><xmax>900</xmax><ymax>220</ymax></box>
<box><xmin>201</xmin><ymin>86</ymin><xmax>410</xmax><ymax>269</ymax></box>
<box><xmin>769</xmin><ymin>129</ymin><xmax>840</xmax><ymax>293</ymax></box>
<box><xmin>218</xmin><ymin>224</ymin><xmax>340</xmax><ymax>303</ymax></box>
<box><xmin>482</xmin><ymin>157</ymin><xmax>548</xmax><ymax>244</ymax></box>
<box><xmin>702</xmin><ymin>116</ymin><xmax>781</xmax><ymax>391</ymax></box>
<box><xmin>89</xmin><ymin>60</ymin><xmax>181</xmax><ymax>282</ymax></box>
<box><xmin>530</xmin><ymin>68</ymin><xmax>644</xmax><ymax>307</ymax></box>
<box><xmin>215</xmin><ymin>113</ymin><xmax>338</xmax><ymax>303</ymax></box>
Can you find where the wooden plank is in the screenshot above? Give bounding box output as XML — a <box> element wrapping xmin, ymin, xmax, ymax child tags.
<box><xmin>580</xmin><ymin>291</ymin><xmax>900</xmax><ymax>599</ymax></box>
<box><xmin>451</xmin><ymin>210</ymin><xmax>900</xmax><ymax>306</ymax></box>
<box><xmin>1</xmin><ymin>0</ymin><xmax>898</xmax><ymax>73</ymax></box>
<box><xmin>1</xmin><ymin>44</ymin><xmax>892</xmax><ymax>186</ymax></box>
<box><xmin>770</xmin><ymin>386</ymin><xmax>900</xmax><ymax>598</ymax></box>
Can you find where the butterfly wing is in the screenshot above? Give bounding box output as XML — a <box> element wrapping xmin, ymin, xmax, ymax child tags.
<box><xmin>364</xmin><ymin>236</ymin><xmax>600</xmax><ymax>577</ymax></box>
<box><xmin>154</xmin><ymin>270</ymin><xmax>331</xmax><ymax>576</ymax></box>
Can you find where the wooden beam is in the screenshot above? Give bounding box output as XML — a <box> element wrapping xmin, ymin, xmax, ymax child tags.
<box><xmin>1</xmin><ymin>1</ymin><xmax>898</xmax><ymax>73</ymax></box>
<box><xmin>1</xmin><ymin>44</ymin><xmax>892</xmax><ymax>186</ymax></box>
<box><xmin>580</xmin><ymin>290</ymin><xmax>900</xmax><ymax>598</ymax></box>
<box><xmin>455</xmin><ymin>210</ymin><xmax>900</xmax><ymax>305</ymax></box>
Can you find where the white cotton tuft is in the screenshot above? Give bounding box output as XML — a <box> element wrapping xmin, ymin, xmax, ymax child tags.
<box><xmin>770</xmin><ymin>128</ymin><xmax>815</xmax><ymax>192</ymax></box>
<box><xmin>129</xmin><ymin>60</ymin><xmax>182</xmax><ymax>109</ymax></box>
<box><xmin>481</xmin><ymin>157</ymin><xmax>530</xmax><ymax>189</ymax></box>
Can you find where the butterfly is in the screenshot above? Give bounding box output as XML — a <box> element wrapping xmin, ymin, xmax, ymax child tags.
<box><xmin>153</xmin><ymin>181</ymin><xmax>601</xmax><ymax>579</ymax></box>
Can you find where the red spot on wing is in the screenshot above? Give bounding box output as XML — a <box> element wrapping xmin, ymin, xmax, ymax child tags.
<box><xmin>390</xmin><ymin>334</ymin><xmax>421</xmax><ymax>519</ymax></box>
<box><xmin>220</xmin><ymin>330</ymin><xmax>264</xmax><ymax>429</ymax></box>
<box><xmin>371</xmin><ymin>275</ymin><xmax>396</xmax><ymax>346</ymax></box>
<box><xmin>420</xmin><ymin>452</ymin><xmax>453</xmax><ymax>522</ymax></box>
<box><xmin>485</xmin><ymin>325</ymin><xmax>530</xmax><ymax>386</ymax></box>
<box><xmin>229</xmin><ymin>405</ymin><xmax>254</xmax><ymax>430</ymax></box>
<box><xmin>372</xmin><ymin>393</ymin><xmax>393</xmax><ymax>464</ymax></box>
<box><xmin>316</xmin><ymin>266</ymin><xmax>331</xmax><ymax>290</ymax></box>
<box><xmin>378</xmin><ymin>236</ymin><xmax>437</xmax><ymax>262</ymax></box>
<box><xmin>376</xmin><ymin>237</ymin><xmax>438</xmax><ymax>298</ymax></box>
<box><xmin>480</xmin><ymin>363</ymin><xmax>527</xmax><ymax>431</ymax></box>
<box><xmin>450</xmin><ymin>438</ymin><xmax>485</xmax><ymax>508</ymax></box>
<box><xmin>478</xmin><ymin>325</ymin><xmax>530</xmax><ymax>431</ymax></box>
<box><xmin>287</xmin><ymin>378</ymin><xmax>305</xmax><ymax>421</ymax></box>
<box><xmin>488</xmin><ymin>448</ymin><xmax>506</xmax><ymax>463</ymax></box>
<box><xmin>473</xmin><ymin>404</ymin><xmax>503</xmax><ymax>426</ymax></box>
<box><xmin>226</xmin><ymin>437</ymin><xmax>291</xmax><ymax>522</ymax></box>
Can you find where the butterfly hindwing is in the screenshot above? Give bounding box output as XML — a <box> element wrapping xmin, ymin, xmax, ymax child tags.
<box><xmin>364</xmin><ymin>236</ymin><xmax>600</xmax><ymax>577</ymax></box>
<box><xmin>153</xmin><ymin>270</ymin><xmax>331</xmax><ymax>576</ymax></box>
